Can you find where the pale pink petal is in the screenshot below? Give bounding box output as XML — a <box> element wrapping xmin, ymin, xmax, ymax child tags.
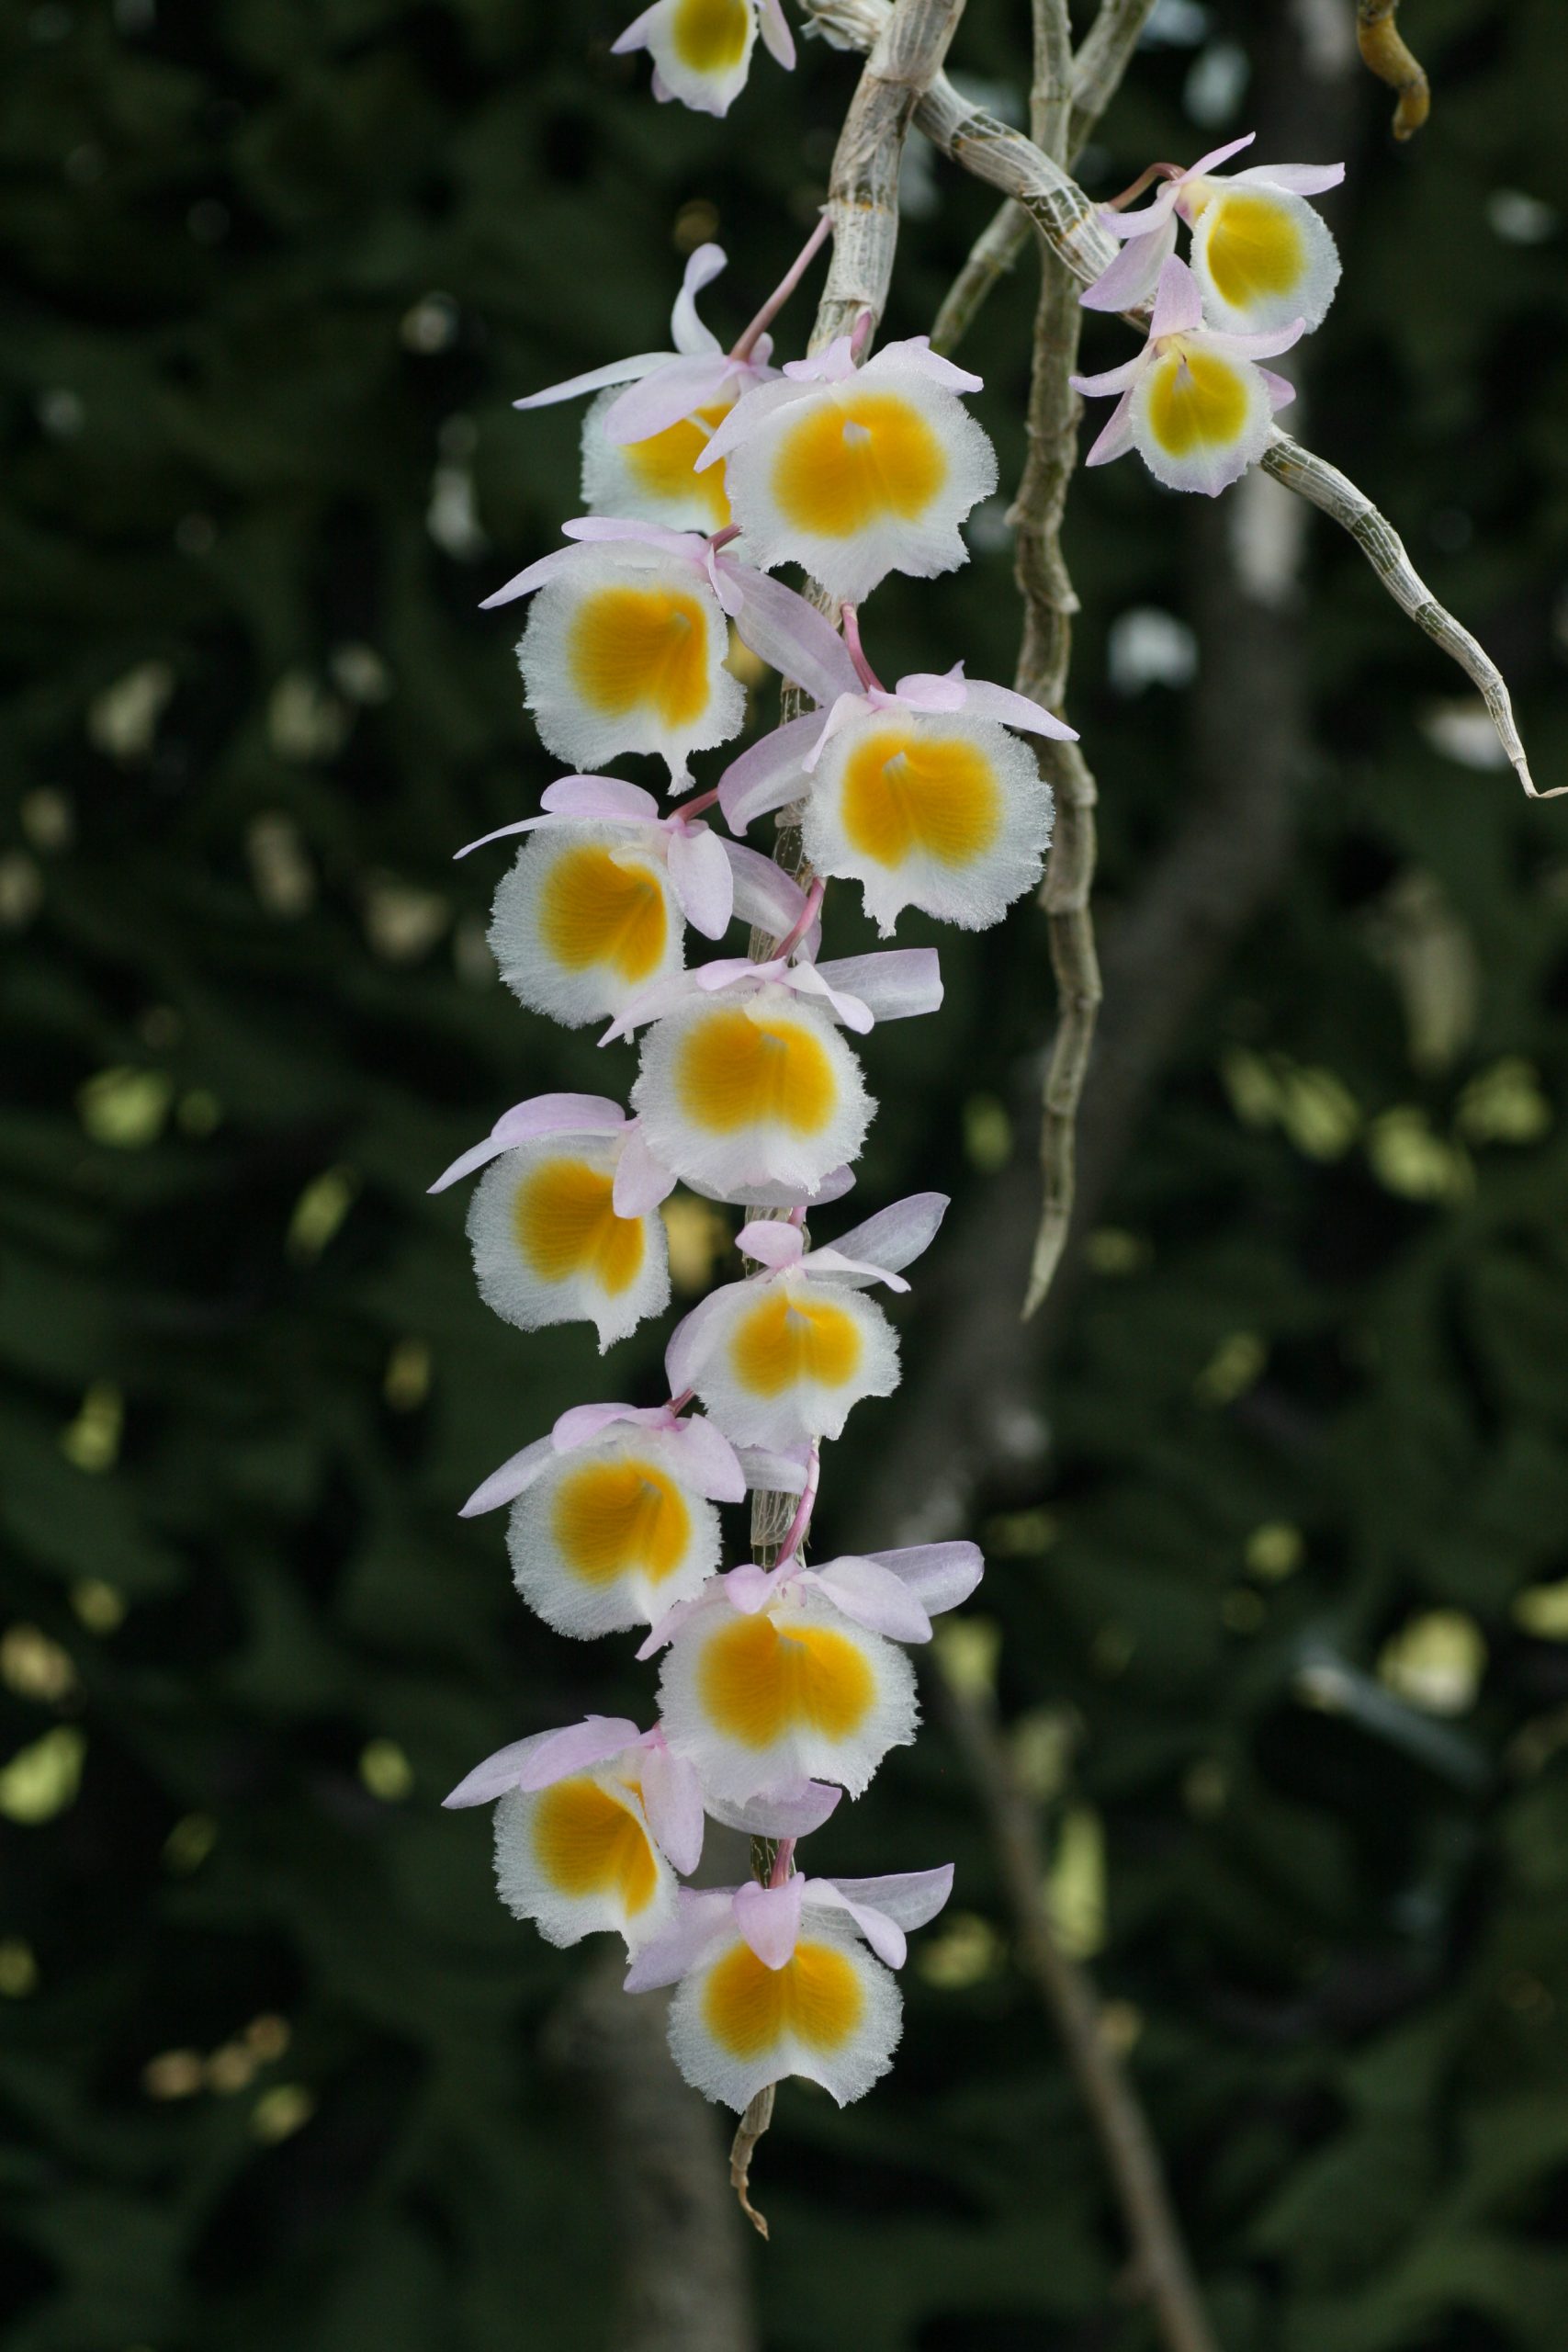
<box><xmin>1200</xmin><ymin>318</ymin><xmax>1306</xmax><ymax>363</ymax></box>
<box><xmin>560</xmin><ymin>514</ymin><xmax>704</xmax><ymax>555</ymax></box>
<box><xmin>800</xmin><ymin>692</ymin><xmax>868</xmax><ymax>775</ymax></box>
<box><xmin>515</xmin><ymin>1714</ymin><xmax>644</xmax><ymax>1791</ymax></box>
<box><xmin>598</xmin><ymin>968</ymin><xmax>703</xmax><ymax>1044</ymax></box>
<box><xmin>671</xmin><ymin>243</ymin><xmax>727</xmax><ymax>357</ymax></box>
<box><xmin>443</xmin><ymin>1732</ymin><xmax>554</xmax><ymax>1808</ymax></box>
<box><xmin>784</xmin><ymin>960</ymin><xmax>874</xmax><ymax>1033</ymax></box>
<box><xmin>865</xmin><ymin>1542</ymin><xmax>984</xmax><ymax>1618</ymax></box>
<box><xmin>541</xmin><ymin>774</ymin><xmax>661</xmax><ymax>820</ymax></box>
<box><xmin>734</xmin><ymin>1875</ymin><xmax>804</xmax><ymax>1969</ymax></box>
<box><xmin>551</xmin><ymin>1399</ymin><xmax>657</xmax><ymax>1449</ymax></box>
<box><xmin>1180</xmin><ymin>130</ymin><xmax>1258</xmax><ymax>182</ymax></box>
<box><xmin>610</xmin><ymin>0</ymin><xmax>663</xmax><ymax>53</ymax></box>
<box><xmin>667</xmin><ymin>1414</ymin><xmax>748</xmax><ymax>1502</ymax></box>
<box><xmin>1079</xmin><ymin>222</ymin><xmax>1174</xmax><ymax>312</ymax></box>
<box><xmin>820</xmin><ymin>1862</ymin><xmax>954</xmax><ymax>1937</ymax></box>
<box><xmin>637</xmin><ymin>1591</ymin><xmax>709</xmax><ymax>1662</ymax></box>
<box><xmin>707</xmin><ymin>1779</ymin><xmax>842</xmax><ymax>1838</ymax></box>
<box><xmin>731</xmin><ymin>1442</ymin><xmax>811</xmax><ymax>1494</ymax></box>
<box><xmin>458</xmin><ymin>1434</ymin><xmax>556</xmax><ymax>1518</ymax></box>
<box><xmin>612</xmin><ymin>1125</ymin><xmax>679</xmax><ymax>1216</ymax></box>
<box><xmin>666</xmin><ymin>1281</ymin><xmax>740</xmax><ymax>1396</ymax></box>
<box><xmin>1099</xmin><ymin>181</ymin><xmax>1180</xmax><ymax>239</ymax></box>
<box><xmin>1228</xmin><ymin>160</ymin><xmax>1343</xmax><ymax>197</ymax></box>
<box><xmin>639</xmin><ymin>1741</ymin><xmax>706</xmax><ymax>1873</ymax></box>
<box><xmin>1258</xmin><ymin>367</ymin><xmax>1297</xmax><ymax>412</ymax></box>
<box><xmin>720</xmin><ymin>1563</ymin><xmax>781</xmax><ymax>1613</ymax></box>
<box><xmin>754</xmin><ymin>0</ymin><xmax>795</xmax><ymax>67</ymax></box>
<box><xmin>427</xmin><ymin>1093</ymin><xmax>626</xmax><ymax>1193</ymax></box>
<box><xmin>888</xmin><ymin>663</ymin><xmax>967</xmax><ymax>713</ymax></box>
<box><xmin>722</xmin><ymin>837</ymin><xmax>810</xmax><ymax>935</ymax></box>
<box><xmin>795</xmin><ymin>1245</ymin><xmax>908</xmax><ymax>1291</ymax></box>
<box><xmin>780</xmin><ymin>334</ymin><xmax>857</xmax><ymax>384</ymax></box>
<box><xmin>1084</xmin><ymin>386</ymin><xmax>1137</xmax><ymax>468</ymax></box>
<box><xmin>623</xmin><ymin>1887</ymin><xmax>734</xmax><ymax>1991</ymax></box>
<box><xmin>867</xmin><ymin>337</ymin><xmax>984</xmax><ymax>393</ymax></box>
<box><xmin>601</xmin><ymin>353</ymin><xmax>735</xmax><ymax>445</ymax></box>
<box><xmin>1070</xmin><ymin>350</ymin><xmax>1147</xmax><ymax>397</ymax></box>
<box><xmin>801</xmin><ymin>1555</ymin><xmax>933</xmax><ymax>1642</ymax></box>
<box><xmin>956</xmin><ymin>678</ymin><xmax>1078</xmax><ymax>741</ymax></box>
<box><xmin>1149</xmin><ymin>254</ymin><xmax>1204</xmax><ymax>339</ymax></box>
<box><xmin>453</xmin><ymin>814</ymin><xmax>551</xmax><ymax>859</ymax></box>
<box><xmin>803</xmin><ymin>1880</ymin><xmax>908</xmax><ymax>1967</ymax></box>
<box><xmin>513</xmin><ymin>352</ymin><xmax>665</xmax><ymax>411</ymax></box>
<box><xmin>478</xmin><ymin>542</ymin><xmax>583</xmax><ymax>611</ymax></box>
<box><xmin>693</xmin><ymin>955</ymin><xmax>768</xmax><ymax>992</ymax></box>
<box><xmin>667</xmin><ymin>822</ymin><xmax>734</xmax><ymax>939</ymax></box>
<box><xmin>812</xmin><ymin>948</ymin><xmax>942</xmax><ymax>1023</ymax></box>
<box><xmin>821</xmin><ymin>1191</ymin><xmax>948</xmax><ymax>1278</ymax></box>
<box><xmin>720</xmin><ymin>563</ymin><xmax>863</xmax><ymax>707</ymax></box>
<box><xmin>735</xmin><ymin>1219</ymin><xmax>805</xmax><ymax>1270</ymax></box>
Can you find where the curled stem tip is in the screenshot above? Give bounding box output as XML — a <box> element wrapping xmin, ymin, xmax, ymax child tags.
<box><xmin>1356</xmin><ymin>0</ymin><xmax>1431</xmax><ymax>140</ymax></box>
<box><xmin>729</xmin><ymin>2085</ymin><xmax>775</xmax><ymax>2238</ymax></box>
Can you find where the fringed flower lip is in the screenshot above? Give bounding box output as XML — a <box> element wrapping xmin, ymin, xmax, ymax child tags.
<box><xmin>1072</xmin><ymin>256</ymin><xmax>1305</xmax><ymax>499</ymax></box>
<box><xmin>660</xmin><ymin>1193</ymin><xmax>948</xmax><ymax>1451</ymax></box>
<box><xmin>717</xmin><ymin>658</ymin><xmax>1077</xmax><ymax>833</ymax></box>
<box><xmin>624</xmin><ymin>1866</ymin><xmax>954</xmax><ymax>2111</ymax></box>
<box><xmin>460</xmin><ymin>772</ymin><xmax>811</xmax><ymax>949</ymax></box>
<box><xmin>429</xmin><ymin>1093</ymin><xmax>671</xmax><ymax>1351</ymax></box>
<box><xmin>1081</xmin><ymin>129</ymin><xmax>1344</xmax><ymax>334</ymax></box>
<box><xmin>616</xmin><ymin>961</ymin><xmax>941</xmax><ymax>1204</ymax></box>
<box><xmin>479</xmin><ymin>516</ymin><xmax>859</xmax><ymax>790</ymax></box>
<box><xmin>695</xmin><ymin>335</ymin><xmax>998</xmax><ymax>605</ymax></box>
<box><xmin>612</xmin><ymin>0</ymin><xmax>795</xmax><ymax>119</ymax></box>
<box><xmin>446</xmin><ymin>1716</ymin><xmax>699</xmax><ymax>1955</ymax></box>
<box><xmin>639</xmin><ymin>1534</ymin><xmax>984</xmax><ymax>1663</ymax></box>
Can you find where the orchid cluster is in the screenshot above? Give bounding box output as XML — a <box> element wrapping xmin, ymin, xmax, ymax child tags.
<box><xmin>438</xmin><ymin>218</ymin><xmax>1082</xmax><ymax>2120</ymax></box>
<box><xmin>1073</xmin><ymin>131</ymin><xmax>1346</xmax><ymax>496</ymax></box>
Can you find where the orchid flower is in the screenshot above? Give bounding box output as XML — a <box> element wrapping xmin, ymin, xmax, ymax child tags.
<box><xmin>720</xmin><ymin>647</ymin><xmax>1072</xmax><ymax>936</ymax></box>
<box><xmin>1081</xmin><ymin>130</ymin><xmax>1344</xmax><ymax>334</ymax></box>
<box><xmin>444</xmin><ymin>1716</ymin><xmax>705</xmax><ymax>1954</ymax></box>
<box><xmin>513</xmin><ymin>240</ymin><xmax>805</xmax><ymax>535</ymax></box>
<box><xmin>625</xmin><ymin>1867</ymin><xmax>954</xmax><ymax>2111</ymax></box>
<box><xmin>429</xmin><ymin>1094</ymin><xmax>671</xmax><ymax>1352</ymax></box>
<box><xmin>647</xmin><ymin>1538</ymin><xmax>982</xmax><ymax>1803</ymax></box>
<box><xmin>660</xmin><ymin>1193</ymin><xmax>948</xmax><ymax>1451</ymax></box>
<box><xmin>457</xmin><ymin>1399</ymin><xmax>745</xmax><ymax>1639</ymax></box>
<box><xmin>608</xmin><ymin>949</ymin><xmax>942</xmax><ymax>1204</ymax></box>
<box><xmin>696</xmin><ymin>336</ymin><xmax>998</xmax><ymax>605</ymax></box>
<box><xmin>612</xmin><ymin>0</ymin><xmax>794</xmax><ymax>120</ymax></box>
<box><xmin>1071</xmin><ymin>256</ymin><xmax>1305</xmax><ymax>498</ymax></box>
<box><xmin>457</xmin><ymin>775</ymin><xmax>810</xmax><ymax>1026</ymax></box>
<box><xmin>480</xmin><ymin>516</ymin><xmax>857</xmax><ymax>789</ymax></box>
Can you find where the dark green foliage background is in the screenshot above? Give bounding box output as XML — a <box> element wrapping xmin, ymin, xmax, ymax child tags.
<box><xmin>5</xmin><ymin>0</ymin><xmax>1568</xmax><ymax>2345</ymax></box>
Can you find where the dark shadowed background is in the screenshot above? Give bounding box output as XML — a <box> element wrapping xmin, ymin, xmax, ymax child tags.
<box><xmin>6</xmin><ymin>1</ymin><xmax>1568</xmax><ymax>2346</ymax></box>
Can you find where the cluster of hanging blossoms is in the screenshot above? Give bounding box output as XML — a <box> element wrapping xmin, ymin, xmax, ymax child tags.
<box><xmin>437</xmin><ymin>212</ymin><xmax>1080</xmax><ymax>2120</ymax></box>
<box><xmin>1073</xmin><ymin>130</ymin><xmax>1345</xmax><ymax>496</ymax></box>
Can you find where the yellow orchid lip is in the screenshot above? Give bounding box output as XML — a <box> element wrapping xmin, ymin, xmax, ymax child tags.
<box><xmin>531</xmin><ymin>1775</ymin><xmax>661</xmax><ymax>1914</ymax></box>
<box><xmin>512</xmin><ymin>1156</ymin><xmax>647</xmax><ymax>1295</ymax></box>
<box><xmin>697</xmin><ymin>1608</ymin><xmax>876</xmax><ymax>1747</ymax></box>
<box><xmin>703</xmin><ymin>1935</ymin><xmax>864</xmax><ymax>2057</ymax></box>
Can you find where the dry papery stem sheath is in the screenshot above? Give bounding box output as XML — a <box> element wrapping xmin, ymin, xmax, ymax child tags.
<box><xmin>1356</xmin><ymin>0</ymin><xmax>1431</xmax><ymax>140</ymax></box>
<box><xmin>732</xmin><ymin>0</ymin><xmax>969</xmax><ymax>2236</ymax></box>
